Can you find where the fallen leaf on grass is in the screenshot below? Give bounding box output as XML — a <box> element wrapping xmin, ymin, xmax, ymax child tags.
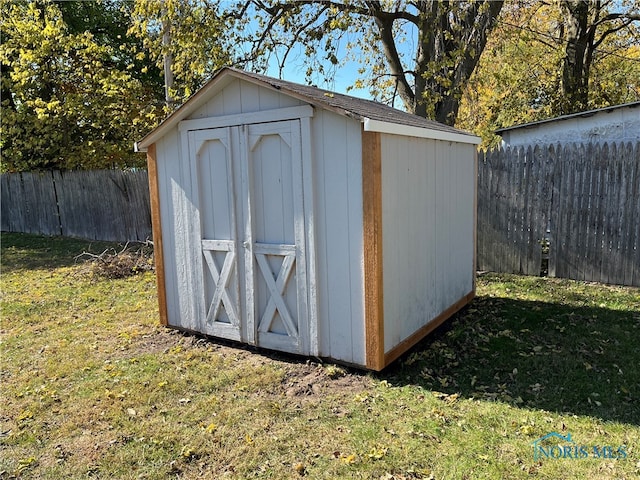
<box><xmin>519</xmin><ymin>425</ymin><xmax>534</xmax><ymax>435</ymax></box>
<box><xmin>205</xmin><ymin>423</ymin><xmax>217</xmax><ymax>433</ymax></box>
<box><xmin>367</xmin><ymin>447</ymin><xmax>388</xmax><ymax>460</ymax></box>
<box><xmin>17</xmin><ymin>456</ymin><xmax>38</xmax><ymax>473</ymax></box>
<box><xmin>180</xmin><ymin>446</ymin><xmax>197</xmax><ymax>459</ymax></box>
<box><xmin>339</xmin><ymin>453</ymin><xmax>357</xmax><ymax>464</ymax></box>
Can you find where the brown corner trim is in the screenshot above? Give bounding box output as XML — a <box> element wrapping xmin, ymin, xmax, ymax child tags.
<box><xmin>383</xmin><ymin>290</ymin><xmax>476</xmax><ymax>368</ymax></box>
<box><xmin>362</xmin><ymin>130</ymin><xmax>384</xmax><ymax>371</ymax></box>
<box><xmin>147</xmin><ymin>144</ymin><xmax>169</xmax><ymax>326</ymax></box>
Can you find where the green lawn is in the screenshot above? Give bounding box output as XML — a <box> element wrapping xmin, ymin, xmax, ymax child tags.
<box><xmin>1</xmin><ymin>232</ymin><xmax>639</xmax><ymax>479</ymax></box>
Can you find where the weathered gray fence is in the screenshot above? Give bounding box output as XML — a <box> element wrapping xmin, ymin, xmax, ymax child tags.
<box><xmin>1</xmin><ymin>170</ymin><xmax>152</xmax><ymax>242</ymax></box>
<box><xmin>478</xmin><ymin>141</ymin><xmax>640</xmax><ymax>286</ymax></box>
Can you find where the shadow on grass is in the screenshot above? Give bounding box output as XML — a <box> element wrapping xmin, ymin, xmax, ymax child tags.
<box><xmin>382</xmin><ymin>294</ymin><xmax>640</xmax><ymax>425</ymax></box>
<box><xmin>1</xmin><ymin>232</ymin><xmax>123</xmax><ymax>272</ymax></box>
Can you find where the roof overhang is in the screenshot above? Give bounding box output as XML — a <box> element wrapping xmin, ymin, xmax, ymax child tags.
<box><xmin>364</xmin><ymin>118</ymin><xmax>481</xmax><ymax>145</ymax></box>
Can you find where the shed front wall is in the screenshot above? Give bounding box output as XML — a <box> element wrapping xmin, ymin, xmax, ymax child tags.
<box><xmin>151</xmin><ymin>79</ymin><xmax>367</xmax><ymax>366</ymax></box>
<box><xmin>380</xmin><ymin>135</ymin><xmax>476</xmax><ymax>354</ymax></box>
<box><xmin>310</xmin><ymin>109</ymin><xmax>365</xmax><ymax>366</ymax></box>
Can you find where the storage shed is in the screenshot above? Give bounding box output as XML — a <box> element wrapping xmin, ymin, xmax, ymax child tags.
<box><xmin>135</xmin><ymin>67</ymin><xmax>480</xmax><ymax>370</ymax></box>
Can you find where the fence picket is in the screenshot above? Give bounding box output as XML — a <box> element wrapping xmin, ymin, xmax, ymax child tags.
<box><xmin>632</xmin><ymin>143</ymin><xmax>640</xmax><ymax>286</ymax></box>
<box><xmin>477</xmin><ymin>140</ymin><xmax>639</xmax><ymax>287</ymax></box>
<box><xmin>547</xmin><ymin>144</ymin><xmax>561</xmax><ymax>278</ymax></box>
<box><xmin>608</xmin><ymin>143</ymin><xmax>624</xmax><ymax>284</ymax></box>
<box><xmin>1</xmin><ymin>169</ymin><xmax>151</xmax><ymax>242</ymax></box>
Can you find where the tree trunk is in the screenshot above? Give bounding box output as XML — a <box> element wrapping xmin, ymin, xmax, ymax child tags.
<box><xmin>559</xmin><ymin>0</ymin><xmax>592</xmax><ymax>114</ymax></box>
<box><xmin>392</xmin><ymin>1</ymin><xmax>504</xmax><ymax>126</ymax></box>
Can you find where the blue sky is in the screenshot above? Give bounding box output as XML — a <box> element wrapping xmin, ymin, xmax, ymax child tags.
<box><xmin>264</xmin><ymin>45</ymin><xmax>372</xmax><ymax>99</ymax></box>
<box><xmin>244</xmin><ymin>3</ymin><xmax>420</xmax><ymax>106</ymax></box>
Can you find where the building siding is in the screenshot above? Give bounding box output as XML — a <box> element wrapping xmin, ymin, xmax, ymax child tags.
<box><xmin>311</xmin><ymin>109</ymin><xmax>365</xmax><ymax>365</ymax></box>
<box><xmin>381</xmin><ymin>135</ymin><xmax>474</xmax><ymax>352</ymax></box>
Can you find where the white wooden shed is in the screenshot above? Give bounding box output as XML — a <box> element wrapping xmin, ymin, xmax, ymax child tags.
<box><xmin>135</xmin><ymin>67</ymin><xmax>480</xmax><ymax>370</ymax></box>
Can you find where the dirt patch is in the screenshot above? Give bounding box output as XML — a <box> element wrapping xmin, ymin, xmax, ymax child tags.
<box><xmin>279</xmin><ymin>362</ymin><xmax>372</xmax><ymax>398</ymax></box>
<box><xmin>121</xmin><ymin>327</ymin><xmax>373</xmax><ymax>402</ymax></box>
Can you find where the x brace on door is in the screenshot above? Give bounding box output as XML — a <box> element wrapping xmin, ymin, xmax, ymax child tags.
<box><xmin>254</xmin><ymin>244</ymin><xmax>298</xmax><ymax>337</ymax></box>
<box><xmin>202</xmin><ymin>239</ymin><xmax>239</xmax><ymax>326</ymax></box>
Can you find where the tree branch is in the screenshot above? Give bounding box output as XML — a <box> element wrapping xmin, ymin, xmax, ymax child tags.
<box><xmin>592</xmin><ymin>17</ymin><xmax>638</xmax><ymax>49</ymax></box>
<box><xmin>365</xmin><ymin>0</ymin><xmax>415</xmax><ymax>110</ymax></box>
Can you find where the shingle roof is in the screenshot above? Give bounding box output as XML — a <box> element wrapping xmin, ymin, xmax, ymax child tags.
<box><xmin>136</xmin><ymin>66</ymin><xmax>478</xmax><ymax>151</ymax></box>
<box><xmin>234</xmin><ymin>68</ymin><xmax>467</xmax><ymax>137</ymax></box>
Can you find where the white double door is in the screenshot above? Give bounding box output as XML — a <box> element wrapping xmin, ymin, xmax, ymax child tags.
<box><xmin>187</xmin><ymin>119</ymin><xmax>310</xmax><ymax>354</ymax></box>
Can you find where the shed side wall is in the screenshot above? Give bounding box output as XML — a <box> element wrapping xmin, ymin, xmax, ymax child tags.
<box><xmin>381</xmin><ymin>135</ymin><xmax>475</xmax><ymax>353</ymax></box>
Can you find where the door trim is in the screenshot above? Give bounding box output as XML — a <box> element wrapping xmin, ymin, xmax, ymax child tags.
<box><xmin>179</xmin><ymin>105</ymin><xmax>314</xmax><ymax>133</ymax></box>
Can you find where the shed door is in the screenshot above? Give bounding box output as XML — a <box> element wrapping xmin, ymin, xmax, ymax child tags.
<box><xmin>190</xmin><ymin>127</ymin><xmax>242</xmax><ymax>341</ymax></box>
<box><xmin>188</xmin><ymin>120</ymin><xmax>309</xmax><ymax>355</ymax></box>
<box><xmin>241</xmin><ymin>120</ymin><xmax>309</xmax><ymax>354</ymax></box>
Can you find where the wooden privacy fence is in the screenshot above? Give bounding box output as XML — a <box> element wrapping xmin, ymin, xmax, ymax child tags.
<box><xmin>478</xmin><ymin>141</ymin><xmax>640</xmax><ymax>286</ymax></box>
<box><xmin>1</xmin><ymin>169</ymin><xmax>152</xmax><ymax>242</ymax></box>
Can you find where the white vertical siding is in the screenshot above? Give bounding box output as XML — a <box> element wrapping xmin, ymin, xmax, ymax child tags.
<box><xmin>159</xmin><ymin>84</ymin><xmax>367</xmax><ymax>365</ymax></box>
<box><xmin>154</xmin><ymin>127</ymin><xmax>196</xmax><ymax>331</ymax></box>
<box><xmin>312</xmin><ymin>110</ymin><xmax>365</xmax><ymax>365</ymax></box>
<box><xmin>189</xmin><ymin>79</ymin><xmax>304</xmax><ymax>120</ymax></box>
<box><xmin>381</xmin><ymin>135</ymin><xmax>474</xmax><ymax>352</ymax></box>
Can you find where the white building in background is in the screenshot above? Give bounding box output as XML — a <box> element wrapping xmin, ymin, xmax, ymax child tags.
<box><xmin>496</xmin><ymin>101</ymin><xmax>640</xmax><ymax>148</ymax></box>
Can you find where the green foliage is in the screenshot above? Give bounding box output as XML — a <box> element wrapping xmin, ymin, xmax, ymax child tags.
<box><xmin>0</xmin><ymin>1</ymin><xmax>162</xmax><ymax>172</ymax></box>
<box><xmin>458</xmin><ymin>1</ymin><xmax>640</xmax><ymax>146</ymax></box>
<box><xmin>127</xmin><ymin>0</ymin><xmax>235</xmax><ymax>105</ymax></box>
<box><xmin>55</xmin><ymin>0</ymin><xmax>164</xmax><ymax>93</ymax></box>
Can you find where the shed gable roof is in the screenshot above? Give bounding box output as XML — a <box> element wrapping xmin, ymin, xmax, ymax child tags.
<box><xmin>136</xmin><ymin>67</ymin><xmax>480</xmax><ymax>151</ymax></box>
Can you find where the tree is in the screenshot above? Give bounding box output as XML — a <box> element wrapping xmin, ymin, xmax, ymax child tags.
<box><xmin>456</xmin><ymin>0</ymin><xmax>640</xmax><ymax>146</ymax></box>
<box><xmin>0</xmin><ymin>1</ymin><xmax>161</xmax><ymax>171</ymax></box>
<box><xmin>128</xmin><ymin>0</ymin><xmax>234</xmax><ymax>105</ymax></box>
<box><xmin>54</xmin><ymin>0</ymin><xmax>164</xmax><ymax>97</ymax></box>
<box><xmin>225</xmin><ymin>1</ymin><xmax>504</xmax><ymax>126</ymax></box>
<box><xmin>558</xmin><ymin>0</ymin><xmax>640</xmax><ymax>114</ymax></box>
<box><xmin>128</xmin><ymin>1</ymin><xmax>503</xmax><ymax>125</ymax></box>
